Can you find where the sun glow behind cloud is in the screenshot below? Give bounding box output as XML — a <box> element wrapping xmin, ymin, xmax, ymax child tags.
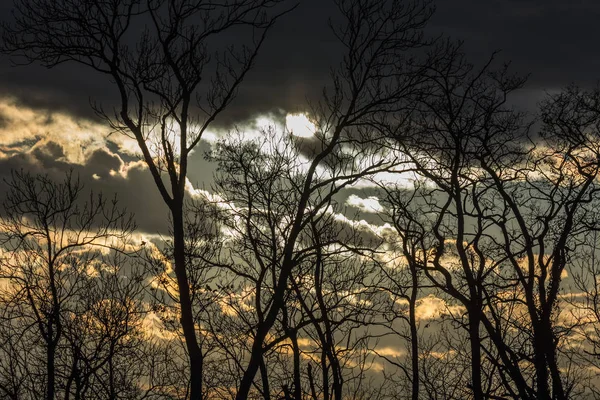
<box><xmin>198</xmin><ymin>113</ymin><xmax>316</xmax><ymax>145</ymax></box>
<box><xmin>285</xmin><ymin>113</ymin><xmax>316</xmax><ymax>138</ymax></box>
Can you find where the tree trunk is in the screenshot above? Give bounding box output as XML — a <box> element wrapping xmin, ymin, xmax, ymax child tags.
<box><xmin>259</xmin><ymin>354</ymin><xmax>271</xmax><ymax>400</ymax></box>
<box><xmin>468</xmin><ymin>310</ymin><xmax>483</xmax><ymax>400</ymax></box>
<box><xmin>531</xmin><ymin>321</ymin><xmax>551</xmax><ymax>400</ymax></box>
<box><xmin>330</xmin><ymin>350</ymin><xmax>342</xmax><ymax>400</ymax></box>
<box><xmin>409</xmin><ymin>267</ymin><xmax>420</xmax><ymax>400</ymax></box>
<box><xmin>321</xmin><ymin>349</ymin><xmax>329</xmax><ymax>400</ymax></box>
<box><xmin>307</xmin><ymin>364</ymin><xmax>318</xmax><ymax>400</ymax></box>
<box><xmin>237</xmin><ymin>254</ymin><xmax>292</xmax><ymax>400</ymax></box>
<box><xmin>46</xmin><ymin>336</ymin><xmax>56</xmax><ymax>400</ymax></box>
<box><xmin>542</xmin><ymin>316</ymin><xmax>565</xmax><ymax>400</ymax></box>
<box><xmin>290</xmin><ymin>331</ymin><xmax>302</xmax><ymax>400</ymax></box>
<box><xmin>172</xmin><ymin>205</ymin><xmax>204</xmax><ymax>400</ymax></box>
<box><xmin>237</xmin><ymin>323</ymin><xmax>269</xmax><ymax>399</ymax></box>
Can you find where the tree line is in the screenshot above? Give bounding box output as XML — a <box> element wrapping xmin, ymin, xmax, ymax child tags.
<box><xmin>2</xmin><ymin>0</ymin><xmax>600</xmax><ymax>399</ymax></box>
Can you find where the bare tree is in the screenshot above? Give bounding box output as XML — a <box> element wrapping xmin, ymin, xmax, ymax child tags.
<box><xmin>376</xmin><ymin>185</ymin><xmax>436</xmax><ymax>400</ymax></box>
<box><xmin>204</xmin><ymin>0</ymin><xmax>436</xmax><ymax>395</ymax></box>
<box><xmin>10</xmin><ymin>1</ymin><xmax>600</xmax><ymax>399</ymax></box>
<box><xmin>59</xmin><ymin>252</ymin><xmax>179</xmax><ymax>400</ymax></box>
<box><xmin>2</xmin><ymin>1</ymin><xmax>294</xmax><ymax>398</ymax></box>
<box><xmin>0</xmin><ymin>170</ymin><xmax>165</xmax><ymax>400</ymax></box>
<box><xmin>202</xmin><ymin>122</ymin><xmax>393</xmax><ymax>398</ymax></box>
<box><xmin>381</xmin><ymin>41</ymin><xmax>600</xmax><ymax>399</ymax></box>
<box><xmin>381</xmin><ymin>42</ymin><xmax>535</xmax><ymax>399</ymax></box>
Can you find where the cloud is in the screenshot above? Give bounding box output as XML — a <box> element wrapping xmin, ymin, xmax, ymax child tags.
<box><xmin>346</xmin><ymin>194</ymin><xmax>385</xmax><ymax>213</ymax></box>
<box><xmin>2</xmin><ymin>0</ymin><xmax>600</xmax><ymax>134</ymax></box>
<box><xmin>0</xmin><ymin>140</ymin><xmax>171</xmax><ymax>235</ymax></box>
<box><xmin>285</xmin><ymin>114</ymin><xmax>315</xmax><ymax>138</ymax></box>
<box><xmin>0</xmin><ymin>97</ymin><xmax>109</xmax><ymax>164</ymax></box>
<box><xmin>396</xmin><ymin>295</ymin><xmax>466</xmax><ymax>322</ymax></box>
<box><xmin>331</xmin><ymin>211</ymin><xmax>397</xmax><ymax>243</ymax></box>
<box><xmin>372</xmin><ymin>346</ymin><xmax>404</xmax><ymax>358</ymax></box>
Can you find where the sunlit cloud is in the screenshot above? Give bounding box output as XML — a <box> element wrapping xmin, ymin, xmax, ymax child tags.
<box><xmin>422</xmin><ymin>349</ymin><xmax>457</xmax><ymax>360</ymax></box>
<box><xmin>396</xmin><ymin>294</ymin><xmax>465</xmax><ymax>321</ymax></box>
<box><xmin>217</xmin><ymin>285</ymin><xmax>256</xmax><ymax>317</ymax></box>
<box><xmin>142</xmin><ymin>312</ymin><xmax>180</xmax><ymax>340</ymax></box>
<box><xmin>0</xmin><ymin>97</ymin><xmax>109</xmax><ymax>163</ymax></box>
<box><xmin>351</xmin><ymin>170</ymin><xmax>426</xmax><ymax>189</ymax></box>
<box><xmin>373</xmin><ymin>346</ymin><xmax>404</xmax><ymax>358</ymax></box>
<box><xmin>198</xmin><ymin>114</ymin><xmax>285</xmax><ymax>144</ymax></box>
<box><xmin>332</xmin><ymin>211</ymin><xmax>396</xmax><ymax>239</ymax></box>
<box><xmin>285</xmin><ymin>113</ymin><xmax>316</xmax><ymax>138</ymax></box>
<box><xmin>346</xmin><ymin>194</ymin><xmax>385</xmax><ymax>213</ymax></box>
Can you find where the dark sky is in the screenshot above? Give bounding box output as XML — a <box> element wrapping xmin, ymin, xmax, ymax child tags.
<box><xmin>1</xmin><ymin>0</ymin><xmax>600</xmax><ymax>122</ymax></box>
<box><xmin>1</xmin><ymin>0</ymin><xmax>599</xmax><ymax>235</ymax></box>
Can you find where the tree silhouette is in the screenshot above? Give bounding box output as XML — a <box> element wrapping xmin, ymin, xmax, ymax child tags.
<box><xmin>2</xmin><ymin>1</ymin><xmax>294</xmax><ymax>398</ymax></box>
<box><xmin>6</xmin><ymin>0</ymin><xmax>600</xmax><ymax>399</ymax></box>
<box><xmin>381</xmin><ymin>43</ymin><xmax>600</xmax><ymax>399</ymax></box>
<box><xmin>0</xmin><ymin>171</ymin><xmax>171</xmax><ymax>400</ymax></box>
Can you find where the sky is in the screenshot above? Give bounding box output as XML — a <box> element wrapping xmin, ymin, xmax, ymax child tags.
<box><xmin>1</xmin><ymin>1</ymin><xmax>600</xmax><ymax>392</ymax></box>
<box><xmin>1</xmin><ymin>0</ymin><xmax>600</xmax><ymax>234</ymax></box>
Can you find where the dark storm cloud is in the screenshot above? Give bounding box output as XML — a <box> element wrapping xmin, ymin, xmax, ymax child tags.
<box><xmin>428</xmin><ymin>0</ymin><xmax>600</xmax><ymax>88</ymax></box>
<box><xmin>2</xmin><ymin>0</ymin><xmax>594</xmax><ymax>223</ymax></box>
<box><xmin>0</xmin><ymin>0</ymin><xmax>341</xmax><ymax>127</ymax></box>
<box><xmin>0</xmin><ymin>141</ymin><xmax>171</xmax><ymax>234</ymax></box>
<box><xmin>1</xmin><ymin>0</ymin><xmax>599</xmax><ymax>126</ymax></box>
